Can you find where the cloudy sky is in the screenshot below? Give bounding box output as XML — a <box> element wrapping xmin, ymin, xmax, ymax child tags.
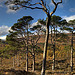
<box><xmin>0</xmin><ymin>0</ymin><xmax>75</xmax><ymax>40</ymax></box>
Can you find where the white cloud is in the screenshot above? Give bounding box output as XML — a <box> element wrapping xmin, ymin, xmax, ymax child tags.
<box><xmin>6</xmin><ymin>4</ymin><xmax>17</xmax><ymax>13</ymax></box>
<box><xmin>63</xmin><ymin>15</ymin><xmax>75</xmax><ymax>22</ymax></box>
<box><xmin>0</xmin><ymin>25</ymin><xmax>11</xmax><ymax>36</ymax></box>
<box><xmin>31</xmin><ymin>21</ymin><xmax>39</xmax><ymax>28</ymax></box>
<box><xmin>0</xmin><ymin>36</ymin><xmax>6</xmax><ymax>40</ymax></box>
<box><xmin>63</xmin><ymin>30</ymin><xmax>69</xmax><ymax>33</ymax></box>
<box><xmin>31</xmin><ymin>21</ymin><xmax>46</xmax><ymax>35</ymax></box>
<box><xmin>7</xmin><ymin>8</ymin><xmax>16</xmax><ymax>13</ymax></box>
<box><xmin>31</xmin><ymin>21</ymin><xmax>46</xmax><ymax>29</ymax></box>
<box><xmin>0</xmin><ymin>0</ymin><xmax>16</xmax><ymax>13</ymax></box>
<box><xmin>69</xmin><ymin>8</ymin><xmax>75</xmax><ymax>12</ymax></box>
<box><xmin>0</xmin><ymin>0</ymin><xmax>8</xmax><ymax>7</ymax></box>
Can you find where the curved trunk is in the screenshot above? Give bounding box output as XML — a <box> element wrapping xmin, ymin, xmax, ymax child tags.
<box><xmin>41</xmin><ymin>16</ymin><xmax>51</xmax><ymax>75</ymax></box>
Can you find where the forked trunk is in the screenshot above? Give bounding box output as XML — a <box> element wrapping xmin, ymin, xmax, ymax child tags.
<box><xmin>41</xmin><ymin>16</ymin><xmax>51</xmax><ymax>75</ymax></box>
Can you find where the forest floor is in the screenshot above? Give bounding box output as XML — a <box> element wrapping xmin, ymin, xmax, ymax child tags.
<box><xmin>0</xmin><ymin>55</ymin><xmax>75</xmax><ymax>75</ymax></box>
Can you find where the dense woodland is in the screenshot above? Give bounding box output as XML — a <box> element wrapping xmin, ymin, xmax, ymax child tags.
<box><xmin>0</xmin><ymin>0</ymin><xmax>75</xmax><ymax>75</ymax></box>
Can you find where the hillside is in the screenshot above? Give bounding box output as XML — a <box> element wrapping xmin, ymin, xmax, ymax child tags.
<box><xmin>38</xmin><ymin>33</ymin><xmax>75</xmax><ymax>44</ymax></box>
<box><xmin>0</xmin><ymin>33</ymin><xmax>75</xmax><ymax>75</ymax></box>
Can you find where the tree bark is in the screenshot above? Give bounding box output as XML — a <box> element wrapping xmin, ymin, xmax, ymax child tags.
<box><xmin>17</xmin><ymin>53</ymin><xmax>20</xmax><ymax>67</ymax></box>
<box><xmin>1</xmin><ymin>57</ymin><xmax>2</xmax><ymax>66</ymax></box>
<box><xmin>32</xmin><ymin>50</ymin><xmax>35</xmax><ymax>71</ymax></box>
<box><xmin>51</xmin><ymin>26</ymin><xmax>52</xmax><ymax>43</ymax></box>
<box><xmin>15</xmin><ymin>55</ymin><xmax>17</xmax><ymax>65</ymax></box>
<box><xmin>41</xmin><ymin>16</ymin><xmax>50</xmax><ymax>75</ymax></box>
<box><xmin>31</xmin><ymin>39</ymin><xmax>35</xmax><ymax>71</ymax></box>
<box><xmin>52</xmin><ymin>27</ymin><xmax>55</xmax><ymax>70</ymax></box>
<box><xmin>26</xmin><ymin>25</ymin><xmax>28</xmax><ymax>71</ymax></box>
<box><xmin>26</xmin><ymin>44</ymin><xmax>28</xmax><ymax>71</ymax></box>
<box><xmin>56</xmin><ymin>25</ymin><xmax>57</xmax><ymax>40</ymax></box>
<box><xmin>52</xmin><ymin>44</ymin><xmax>55</xmax><ymax>70</ymax></box>
<box><xmin>13</xmin><ymin>56</ymin><xmax>15</xmax><ymax>68</ymax></box>
<box><xmin>71</xmin><ymin>31</ymin><xmax>73</xmax><ymax>72</ymax></box>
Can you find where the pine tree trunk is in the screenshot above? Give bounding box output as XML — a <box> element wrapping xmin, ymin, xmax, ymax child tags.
<box><xmin>52</xmin><ymin>44</ymin><xmax>55</xmax><ymax>70</ymax></box>
<box><xmin>33</xmin><ymin>51</ymin><xmax>35</xmax><ymax>71</ymax></box>
<box><xmin>41</xmin><ymin>16</ymin><xmax>50</xmax><ymax>75</ymax></box>
<box><xmin>52</xmin><ymin>27</ymin><xmax>55</xmax><ymax>70</ymax></box>
<box><xmin>31</xmin><ymin>40</ymin><xmax>35</xmax><ymax>71</ymax></box>
<box><xmin>15</xmin><ymin>55</ymin><xmax>17</xmax><ymax>65</ymax></box>
<box><xmin>26</xmin><ymin>25</ymin><xmax>28</xmax><ymax>71</ymax></box>
<box><xmin>26</xmin><ymin>48</ymin><xmax>28</xmax><ymax>71</ymax></box>
<box><xmin>13</xmin><ymin>56</ymin><xmax>15</xmax><ymax>68</ymax></box>
<box><xmin>51</xmin><ymin>26</ymin><xmax>52</xmax><ymax>43</ymax></box>
<box><xmin>1</xmin><ymin>57</ymin><xmax>2</xmax><ymax>66</ymax></box>
<box><xmin>71</xmin><ymin>31</ymin><xmax>73</xmax><ymax>72</ymax></box>
<box><xmin>17</xmin><ymin>53</ymin><xmax>20</xmax><ymax>67</ymax></box>
<box><xmin>56</xmin><ymin>25</ymin><xmax>57</xmax><ymax>40</ymax></box>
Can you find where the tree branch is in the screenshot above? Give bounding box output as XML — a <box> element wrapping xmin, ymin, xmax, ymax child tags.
<box><xmin>52</xmin><ymin>0</ymin><xmax>57</xmax><ymax>6</ymax></box>
<box><xmin>28</xmin><ymin>50</ymin><xmax>34</xmax><ymax>56</ymax></box>
<box><xmin>57</xmin><ymin>0</ymin><xmax>62</xmax><ymax>5</ymax></box>
<box><xmin>28</xmin><ymin>2</ymin><xmax>42</xmax><ymax>6</ymax></box>
<box><xmin>35</xmin><ymin>34</ymin><xmax>40</xmax><ymax>46</ymax></box>
<box><xmin>41</xmin><ymin>0</ymin><xmax>49</xmax><ymax>15</ymax></box>
<box><xmin>50</xmin><ymin>0</ymin><xmax>62</xmax><ymax>16</ymax></box>
<box><xmin>19</xmin><ymin>4</ymin><xmax>43</xmax><ymax>9</ymax></box>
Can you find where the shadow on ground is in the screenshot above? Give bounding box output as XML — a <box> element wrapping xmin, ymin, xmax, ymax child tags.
<box><xmin>0</xmin><ymin>69</ymin><xmax>36</xmax><ymax>75</ymax></box>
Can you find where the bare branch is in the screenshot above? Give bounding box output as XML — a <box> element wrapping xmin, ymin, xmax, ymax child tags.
<box><xmin>41</xmin><ymin>0</ymin><xmax>49</xmax><ymax>15</ymax></box>
<box><xmin>35</xmin><ymin>34</ymin><xmax>40</xmax><ymax>46</ymax></box>
<box><xmin>50</xmin><ymin>5</ymin><xmax>57</xmax><ymax>16</ymax></box>
<box><xmin>51</xmin><ymin>0</ymin><xmax>57</xmax><ymax>6</ymax></box>
<box><xmin>19</xmin><ymin>4</ymin><xmax>43</xmax><ymax>9</ymax></box>
<box><xmin>57</xmin><ymin>0</ymin><xmax>62</xmax><ymax>5</ymax></box>
<box><xmin>28</xmin><ymin>2</ymin><xmax>42</xmax><ymax>6</ymax></box>
<box><xmin>28</xmin><ymin>50</ymin><xmax>34</xmax><ymax>56</ymax></box>
<box><xmin>50</xmin><ymin>0</ymin><xmax>62</xmax><ymax>16</ymax></box>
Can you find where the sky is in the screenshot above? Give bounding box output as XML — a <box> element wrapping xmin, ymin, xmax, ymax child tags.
<box><xmin>0</xmin><ymin>0</ymin><xmax>75</xmax><ymax>40</ymax></box>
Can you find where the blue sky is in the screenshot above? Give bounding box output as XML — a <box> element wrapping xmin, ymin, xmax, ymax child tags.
<box><xmin>0</xmin><ymin>0</ymin><xmax>75</xmax><ymax>40</ymax></box>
